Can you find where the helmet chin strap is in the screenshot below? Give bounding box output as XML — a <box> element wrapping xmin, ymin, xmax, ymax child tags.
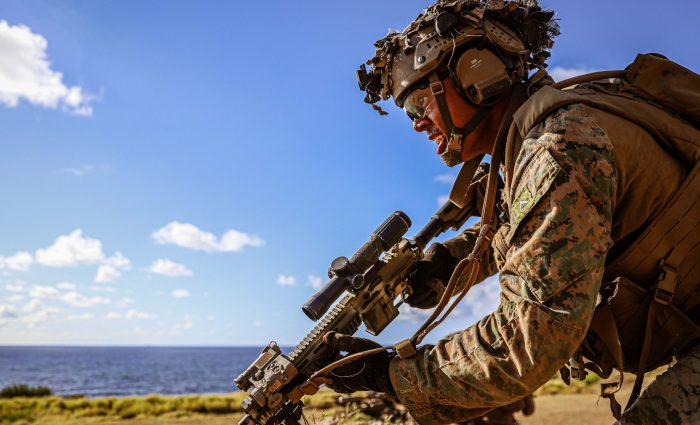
<box><xmin>428</xmin><ymin>73</ymin><xmax>490</xmax><ymax>167</ymax></box>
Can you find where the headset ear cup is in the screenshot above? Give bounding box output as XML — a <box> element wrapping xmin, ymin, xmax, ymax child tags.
<box><xmin>455</xmin><ymin>48</ymin><xmax>512</xmax><ymax>105</ymax></box>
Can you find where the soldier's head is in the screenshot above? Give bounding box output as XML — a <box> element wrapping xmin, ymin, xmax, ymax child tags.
<box><xmin>358</xmin><ymin>0</ymin><xmax>559</xmax><ymax>167</ymax></box>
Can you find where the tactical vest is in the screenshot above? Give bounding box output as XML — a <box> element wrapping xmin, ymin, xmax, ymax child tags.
<box><xmin>504</xmin><ymin>54</ymin><xmax>700</xmax><ymax>416</ymax></box>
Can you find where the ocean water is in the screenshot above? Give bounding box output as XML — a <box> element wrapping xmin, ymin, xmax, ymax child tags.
<box><xmin>0</xmin><ymin>346</ymin><xmax>286</xmax><ymax>397</ymax></box>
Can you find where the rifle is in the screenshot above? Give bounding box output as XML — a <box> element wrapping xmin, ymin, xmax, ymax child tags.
<box><xmin>234</xmin><ymin>164</ymin><xmax>488</xmax><ymax>425</ymax></box>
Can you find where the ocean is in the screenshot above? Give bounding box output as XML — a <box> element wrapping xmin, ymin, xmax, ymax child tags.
<box><xmin>0</xmin><ymin>346</ymin><xmax>286</xmax><ymax>397</ymax></box>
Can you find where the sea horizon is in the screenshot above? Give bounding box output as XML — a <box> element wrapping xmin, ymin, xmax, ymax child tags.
<box><xmin>0</xmin><ymin>346</ymin><xmax>293</xmax><ymax>397</ymax></box>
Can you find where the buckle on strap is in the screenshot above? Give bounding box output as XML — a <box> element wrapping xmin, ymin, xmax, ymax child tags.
<box><xmin>430</xmin><ymin>81</ymin><xmax>445</xmax><ymax>95</ymax></box>
<box><xmin>654</xmin><ymin>262</ymin><xmax>678</xmax><ymax>306</ymax></box>
<box><xmin>447</xmin><ymin>132</ymin><xmax>463</xmax><ymax>152</ymax></box>
<box><xmin>467</xmin><ymin>224</ymin><xmax>494</xmax><ymax>262</ymax></box>
<box><xmin>395</xmin><ymin>339</ymin><xmax>418</xmax><ymax>359</ymax></box>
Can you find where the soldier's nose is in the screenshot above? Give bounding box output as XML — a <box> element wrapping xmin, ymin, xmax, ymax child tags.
<box><xmin>413</xmin><ymin>117</ymin><xmax>431</xmax><ymax>132</ymax></box>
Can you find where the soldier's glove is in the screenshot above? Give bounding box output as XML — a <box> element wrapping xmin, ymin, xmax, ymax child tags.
<box><xmin>404</xmin><ymin>242</ymin><xmax>458</xmax><ymax>309</ymax></box>
<box><xmin>322</xmin><ymin>331</ymin><xmax>396</xmax><ymax>396</ymax></box>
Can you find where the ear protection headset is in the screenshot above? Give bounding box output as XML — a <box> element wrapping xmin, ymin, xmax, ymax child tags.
<box><xmin>425</xmin><ymin>45</ymin><xmax>515</xmax><ymax>166</ymax></box>
<box><xmin>453</xmin><ymin>47</ymin><xmax>513</xmax><ymax>105</ymax></box>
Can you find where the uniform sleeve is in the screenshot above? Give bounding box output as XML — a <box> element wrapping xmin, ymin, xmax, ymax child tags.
<box><xmin>389</xmin><ymin>104</ymin><xmax>617</xmax><ymax>424</ymax></box>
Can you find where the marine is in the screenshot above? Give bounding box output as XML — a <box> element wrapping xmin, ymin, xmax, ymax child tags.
<box><xmin>321</xmin><ymin>1</ymin><xmax>700</xmax><ymax>423</ymax></box>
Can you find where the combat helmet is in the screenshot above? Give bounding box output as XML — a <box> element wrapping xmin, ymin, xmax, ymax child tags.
<box><xmin>357</xmin><ymin>0</ymin><xmax>559</xmax><ymax>166</ymax></box>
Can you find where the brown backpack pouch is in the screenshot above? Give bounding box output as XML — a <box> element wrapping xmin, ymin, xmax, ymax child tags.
<box><xmin>626</xmin><ymin>53</ymin><xmax>700</xmax><ymax>129</ymax></box>
<box><xmin>585</xmin><ymin>275</ymin><xmax>700</xmax><ymax>375</ymax></box>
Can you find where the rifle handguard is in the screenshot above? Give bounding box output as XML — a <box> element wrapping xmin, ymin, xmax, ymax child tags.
<box><xmin>395</xmin><ymin>339</ymin><xmax>418</xmax><ymax>359</ymax></box>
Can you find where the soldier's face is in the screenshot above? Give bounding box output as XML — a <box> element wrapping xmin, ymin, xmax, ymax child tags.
<box><xmin>405</xmin><ymin>77</ymin><xmax>493</xmax><ymax>162</ymax></box>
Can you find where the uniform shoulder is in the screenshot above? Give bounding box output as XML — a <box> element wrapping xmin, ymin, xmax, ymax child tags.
<box><xmin>515</xmin><ymin>102</ymin><xmax>613</xmax><ymax>173</ymax></box>
<box><xmin>509</xmin><ymin>102</ymin><xmax>616</xmax><ymax>225</ymax></box>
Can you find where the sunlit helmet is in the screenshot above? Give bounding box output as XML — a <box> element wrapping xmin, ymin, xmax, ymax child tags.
<box><xmin>358</xmin><ymin>0</ymin><xmax>558</xmax><ymax>166</ymax></box>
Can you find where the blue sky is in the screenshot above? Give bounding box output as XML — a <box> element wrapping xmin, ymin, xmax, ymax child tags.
<box><xmin>0</xmin><ymin>0</ymin><xmax>698</xmax><ymax>346</ymax></box>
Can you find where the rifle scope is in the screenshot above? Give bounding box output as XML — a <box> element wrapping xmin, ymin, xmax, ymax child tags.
<box><xmin>302</xmin><ymin>211</ymin><xmax>411</xmax><ymax>321</ymax></box>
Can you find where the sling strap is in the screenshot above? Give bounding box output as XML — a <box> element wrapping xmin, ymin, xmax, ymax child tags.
<box><xmin>396</xmin><ymin>83</ymin><xmax>528</xmax><ymax>358</ymax></box>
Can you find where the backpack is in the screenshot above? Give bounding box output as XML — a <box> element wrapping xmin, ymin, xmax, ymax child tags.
<box><xmin>508</xmin><ymin>53</ymin><xmax>700</xmax><ymax>418</ymax></box>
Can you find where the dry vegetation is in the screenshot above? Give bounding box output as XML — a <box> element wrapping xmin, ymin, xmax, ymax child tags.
<box><xmin>2</xmin><ymin>370</ymin><xmax>665</xmax><ymax>424</ymax></box>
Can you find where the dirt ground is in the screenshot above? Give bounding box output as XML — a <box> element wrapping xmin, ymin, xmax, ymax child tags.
<box><xmin>518</xmin><ymin>392</ymin><xmax>625</xmax><ymax>425</ymax></box>
<box><xmin>68</xmin><ymin>390</ymin><xmax>624</xmax><ymax>425</ymax></box>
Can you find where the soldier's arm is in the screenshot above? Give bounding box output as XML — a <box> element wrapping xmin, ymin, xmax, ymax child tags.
<box><xmin>389</xmin><ymin>104</ymin><xmax>616</xmax><ymax>424</ymax></box>
<box><xmin>442</xmin><ymin>222</ymin><xmax>499</xmax><ymax>284</ymax></box>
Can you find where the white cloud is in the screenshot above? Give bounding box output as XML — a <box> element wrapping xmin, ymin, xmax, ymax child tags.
<box><xmin>307</xmin><ymin>274</ymin><xmax>324</xmax><ymax>290</ymax></box>
<box><xmin>21</xmin><ymin>298</ymin><xmax>43</xmax><ymax>313</ymax></box>
<box><xmin>89</xmin><ymin>285</ymin><xmax>116</xmax><ymax>293</ymax></box>
<box><xmin>67</xmin><ymin>313</ymin><xmax>94</xmax><ymax>320</ymax></box>
<box><xmin>95</xmin><ymin>252</ymin><xmax>131</xmax><ymax>283</ymax></box>
<box><xmin>60</xmin><ymin>291</ymin><xmax>111</xmax><ymax>307</ymax></box>
<box><xmin>5</xmin><ymin>281</ymin><xmax>26</xmax><ymax>292</ymax></box>
<box><xmin>125</xmin><ymin>309</ymin><xmax>156</xmax><ymax>320</ymax></box>
<box><xmin>0</xmin><ymin>251</ymin><xmax>33</xmax><ymax>271</ymax></box>
<box><xmin>63</xmin><ymin>165</ymin><xmax>94</xmax><ymax>176</ymax></box>
<box><xmin>56</xmin><ymin>282</ymin><xmax>76</xmax><ymax>290</ymax></box>
<box><xmin>148</xmin><ymin>259</ymin><xmax>193</xmax><ymax>277</ymax></box>
<box><xmin>276</xmin><ymin>274</ymin><xmax>296</xmax><ymax>287</ymax></box>
<box><xmin>105</xmin><ymin>311</ymin><xmax>121</xmax><ymax>320</ymax></box>
<box><xmin>252</xmin><ymin>320</ymin><xmax>263</xmax><ymax>328</ymax></box>
<box><xmin>0</xmin><ymin>305</ymin><xmax>18</xmax><ymax>319</ymax></box>
<box><xmin>106</xmin><ymin>309</ymin><xmax>157</xmax><ymax>320</ymax></box>
<box><xmin>115</xmin><ymin>297</ymin><xmax>134</xmax><ymax>308</ymax></box>
<box><xmin>0</xmin><ymin>20</ymin><xmax>94</xmax><ymax>116</ymax></box>
<box><xmin>175</xmin><ymin>314</ymin><xmax>193</xmax><ymax>330</ymax></box>
<box><xmin>152</xmin><ymin>221</ymin><xmax>264</xmax><ymax>253</ymax></box>
<box><xmin>548</xmin><ymin>66</ymin><xmax>600</xmax><ymax>83</ymax></box>
<box><xmin>29</xmin><ymin>285</ymin><xmax>59</xmax><ymax>299</ymax></box>
<box><xmin>397</xmin><ymin>303</ymin><xmax>432</xmax><ymax>323</ymax></box>
<box><xmin>23</xmin><ymin>306</ymin><xmax>61</xmax><ymax>328</ymax></box>
<box><xmin>0</xmin><ymin>305</ymin><xmax>18</xmax><ymax>326</ymax></box>
<box><xmin>172</xmin><ymin>289</ymin><xmax>190</xmax><ymax>298</ymax></box>
<box><xmin>397</xmin><ymin>275</ymin><xmax>502</xmax><ymax>326</ymax></box>
<box><xmin>434</xmin><ymin>173</ymin><xmax>457</xmax><ymax>184</ymax></box>
<box><xmin>35</xmin><ymin>229</ymin><xmax>104</xmax><ymax>267</ymax></box>
<box><xmin>8</xmin><ymin>294</ymin><xmax>25</xmax><ymax>303</ymax></box>
<box><xmin>461</xmin><ymin>274</ymin><xmax>501</xmax><ymax>319</ymax></box>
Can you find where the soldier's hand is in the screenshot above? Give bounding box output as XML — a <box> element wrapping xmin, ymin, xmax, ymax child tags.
<box><xmin>322</xmin><ymin>332</ymin><xmax>396</xmax><ymax>396</ymax></box>
<box><xmin>405</xmin><ymin>242</ymin><xmax>458</xmax><ymax>309</ymax></box>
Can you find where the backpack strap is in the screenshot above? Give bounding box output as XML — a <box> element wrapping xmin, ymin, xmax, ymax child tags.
<box><xmin>588</xmin><ymin>303</ymin><xmax>625</xmax><ymax>419</ymax></box>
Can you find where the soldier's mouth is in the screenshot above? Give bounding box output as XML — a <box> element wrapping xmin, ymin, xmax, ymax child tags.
<box><xmin>430</xmin><ymin>133</ymin><xmax>447</xmax><ymax>155</ymax></box>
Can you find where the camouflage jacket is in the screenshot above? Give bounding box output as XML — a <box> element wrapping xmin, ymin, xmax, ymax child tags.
<box><xmin>388</xmin><ymin>100</ymin><xmax>685</xmax><ymax>424</ymax></box>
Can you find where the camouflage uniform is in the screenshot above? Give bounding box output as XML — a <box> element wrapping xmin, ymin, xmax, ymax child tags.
<box><xmin>616</xmin><ymin>343</ymin><xmax>700</xmax><ymax>425</ymax></box>
<box><xmin>389</xmin><ymin>102</ymin><xmax>699</xmax><ymax>424</ymax></box>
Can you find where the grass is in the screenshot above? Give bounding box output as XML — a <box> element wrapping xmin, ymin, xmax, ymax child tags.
<box><xmin>0</xmin><ymin>390</ymin><xmax>346</xmax><ymax>424</ymax></box>
<box><xmin>535</xmin><ymin>373</ymin><xmax>600</xmax><ymax>396</ymax></box>
<box><xmin>0</xmin><ymin>385</ymin><xmax>52</xmax><ymax>398</ymax></box>
<box><xmin>0</xmin><ymin>393</ymin><xmax>244</xmax><ymax>424</ymax></box>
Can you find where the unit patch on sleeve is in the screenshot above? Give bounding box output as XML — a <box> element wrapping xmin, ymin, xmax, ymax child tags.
<box><xmin>508</xmin><ymin>147</ymin><xmax>562</xmax><ymax>242</ymax></box>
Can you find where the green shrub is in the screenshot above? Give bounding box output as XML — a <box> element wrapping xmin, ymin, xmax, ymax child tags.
<box><xmin>584</xmin><ymin>372</ymin><xmax>600</xmax><ymax>385</ymax></box>
<box><xmin>0</xmin><ymin>384</ymin><xmax>52</xmax><ymax>398</ymax></box>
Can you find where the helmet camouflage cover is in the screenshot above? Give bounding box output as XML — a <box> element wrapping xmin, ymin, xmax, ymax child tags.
<box><xmin>357</xmin><ymin>0</ymin><xmax>559</xmax><ymax>114</ymax></box>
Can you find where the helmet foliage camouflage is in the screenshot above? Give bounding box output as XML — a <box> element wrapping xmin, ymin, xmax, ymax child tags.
<box><xmin>357</xmin><ymin>0</ymin><xmax>559</xmax><ymax>113</ymax></box>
